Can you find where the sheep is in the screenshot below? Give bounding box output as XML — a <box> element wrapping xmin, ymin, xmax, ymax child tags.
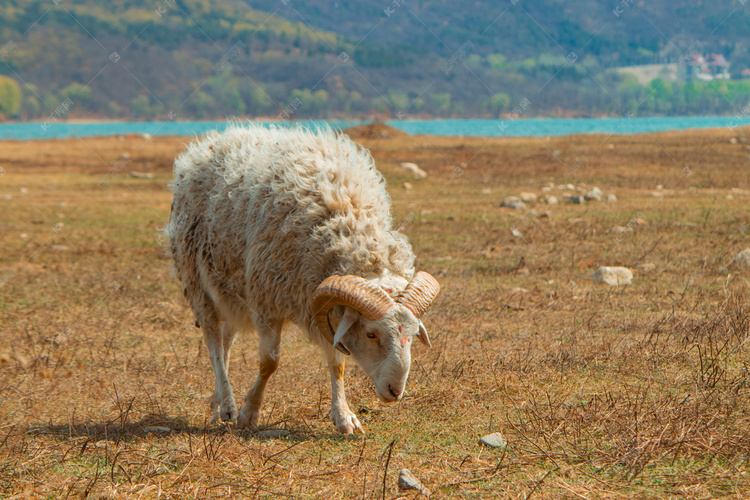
<box><xmin>166</xmin><ymin>123</ymin><xmax>440</xmax><ymax>434</ymax></box>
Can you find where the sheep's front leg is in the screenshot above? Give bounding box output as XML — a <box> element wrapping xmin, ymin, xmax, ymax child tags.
<box><xmin>238</xmin><ymin>319</ymin><xmax>283</xmax><ymax>428</ymax></box>
<box><xmin>202</xmin><ymin>316</ymin><xmax>237</xmax><ymax>422</ymax></box>
<box><xmin>327</xmin><ymin>349</ymin><xmax>363</xmax><ymax>435</ymax></box>
<box><xmin>209</xmin><ymin>322</ymin><xmax>238</xmax><ymax>423</ymax></box>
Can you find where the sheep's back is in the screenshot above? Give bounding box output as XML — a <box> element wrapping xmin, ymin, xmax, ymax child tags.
<box><xmin>167</xmin><ymin>124</ymin><xmax>414</xmax><ymax>335</ymax></box>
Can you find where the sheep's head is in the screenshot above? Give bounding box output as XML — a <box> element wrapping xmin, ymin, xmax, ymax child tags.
<box><xmin>312</xmin><ymin>272</ymin><xmax>440</xmax><ymax>402</ymax></box>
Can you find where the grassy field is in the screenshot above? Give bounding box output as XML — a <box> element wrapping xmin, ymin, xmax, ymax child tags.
<box><xmin>1</xmin><ymin>123</ymin><xmax>749</xmax><ymax>498</ymax></box>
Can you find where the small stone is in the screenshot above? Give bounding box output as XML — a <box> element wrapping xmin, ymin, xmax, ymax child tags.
<box><xmin>584</xmin><ymin>190</ymin><xmax>601</xmax><ymax>201</ymax></box>
<box><xmin>482</xmin><ymin>188</ymin><xmax>492</xmax><ymax>194</ymax></box>
<box><xmin>541</xmin><ymin>186</ymin><xmax>552</xmax><ymax>192</ymax></box>
<box><xmin>511</xmin><ymin>287</ymin><xmax>529</xmax><ymax>294</ymax></box>
<box><xmin>526</xmin><ymin>209</ymin><xmax>537</xmax><ymax>217</ymax></box>
<box><xmin>726</xmin><ymin>194</ymin><xmax>733</xmax><ymax>200</ymax></box>
<box><xmin>400</xmin><ymin>162</ymin><xmax>427</xmax><ymax>179</ymax></box>
<box><xmin>729</xmin><ymin>137</ymin><xmax>738</xmax><ymax>144</ymax></box>
<box><xmin>120</xmin><ymin>153</ymin><xmax>131</xmax><ymax>160</ymax></box>
<box><xmin>730</xmin><ymin>249</ymin><xmax>750</xmax><ymax>270</ymax></box>
<box><xmin>402</xmin><ymin>182</ymin><xmax>413</xmax><ymax>190</ymax></box>
<box><xmin>479</xmin><ymin>432</ymin><xmax>507</xmax><ymax>448</ymax></box>
<box><xmin>607</xmin><ymin>143</ymin><xmax>615</xmax><ymax>150</ymax></box>
<box><xmin>130</xmin><ymin>172</ymin><xmax>154</xmax><ymax>179</ymax></box>
<box><xmin>0</xmin><ymin>194</ymin><xmax>12</xmax><ymax>200</ymax></box>
<box><xmin>143</xmin><ymin>426</ymin><xmax>172</xmax><ymax>434</ymax></box>
<box><xmin>516</xmin><ymin>268</ymin><xmax>530</xmax><ymax>275</ymax></box>
<box><xmin>19</xmin><ymin>188</ymin><xmax>28</xmax><ymax>194</ymax></box>
<box><xmin>565</xmin><ymin>184</ymin><xmax>575</xmax><ymax>191</ymax></box>
<box><xmin>545</xmin><ymin>195</ymin><xmax>558</xmax><ymax>205</ymax></box>
<box><xmin>511</xmin><ymin>228</ymin><xmax>523</xmax><ymax>238</ymax></box>
<box><xmin>538</xmin><ymin>211</ymin><xmax>551</xmax><ymax>219</ymax></box>
<box><xmin>520</xmin><ymin>192</ymin><xmax>537</xmax><ymax>203</ymax></box>
<box><xmin>398</xmin><ymin>469</ymin><xmax>431</xmax><ymax>496</ymax></box>
<box><xmin>592</xmin><ymin>266</ymin><xmax>633</xmax><ymax>286</ymax></box>
<box><xmin>610</xmin><ymin>226</ymin><xmax>632</xmax><ymax>235</ymax></box>
<box><xmin>500</xmin><ymin>197</ymin><xmax>526</xmax><ymax>210</ymax></box>
<box><xmin>50</xmin><ymin>245</ymin><xmax>71</xmax><ymax>252</ymax></box>
<box><xmin>656</xmin><ymin>184</ymin><xmax>663</xmax><ymax>190</ymax></box>
<box><xmin>637</xmin><ymin>263</ymin><xmax>656</xmax><ymax>273</ymax></box>
<box><xmin>568</xmin><ymin>195</ymin><xmax>585</xmax><ymax>205</ymax></box>
<box><xmin>20</xmin><ymin>233</ymin><xmax>28</xmax><ymax>239</ymax></box>
<box><xmin>257</xmin><ymin>429</ymin><xmax>290</xmax><ymax>439</ymax></box>
<box><xmin>605</xmin><ymin>194</ymin><xmax>617</xmax><ymax>202</ymax></box>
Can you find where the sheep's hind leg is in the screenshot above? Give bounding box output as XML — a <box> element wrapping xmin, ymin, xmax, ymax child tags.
<box><xmin>238</xmin><ymin>318</ymin><xmax>283</xmax><ymax>428</ymax></box>
<box><xmin>199</xmin><ymin>301</ymin><xmax>237</xmax><ymax>423</ymax></box>
<box><xmin>209</xmin><ymin>322</ymin><xmax>238</xmax><ymax>423</ymax></box>
<box><xmin>326</xmin><ymin>346</ymin><xmax>363</xmax><ymax>435</ymax></box>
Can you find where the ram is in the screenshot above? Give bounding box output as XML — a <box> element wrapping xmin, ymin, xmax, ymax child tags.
<box><xmin>166</xmin><ymin>123</ymin><xmax>440</xmax><ymax>434</ymax></box>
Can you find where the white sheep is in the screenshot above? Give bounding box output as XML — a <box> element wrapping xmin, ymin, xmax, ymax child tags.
<box><xmin>166</xmin><ymin>123</ymin><xmax>440</xmax><ymax>434</ymax></box>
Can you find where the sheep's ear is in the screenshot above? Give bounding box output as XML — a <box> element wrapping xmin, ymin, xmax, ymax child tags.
<box><xmin>333</xmin><ymin>307</ymin><xmax>358</xmax><ymax>355</ymax></box>
<box><xmin>417</xmin><ymin>320</ymin><xmax>432</xmax><ymax>348</ymax></box>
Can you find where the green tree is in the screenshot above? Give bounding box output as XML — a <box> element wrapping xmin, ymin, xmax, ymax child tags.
<box><xmin>0</xmin><ymin>76</ymin><xmax>22</xmax><ymax>117</ymax></box>
<box><xmin>130</xmin><ymin>94</ymin><xmax>163</xmax><ymax>119</ymax></box>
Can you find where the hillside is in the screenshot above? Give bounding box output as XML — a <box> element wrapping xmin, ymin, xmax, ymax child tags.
<box><xmin>1</xmin><ymin>0</ymin><xmax>750</xmax><ymax>120</ymax></box>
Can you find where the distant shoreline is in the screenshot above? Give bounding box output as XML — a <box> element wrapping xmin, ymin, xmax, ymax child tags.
<box><xmin>1</xmin><ymin>116</ymin><xmax>749</xmax><ymax>141</ymax></box>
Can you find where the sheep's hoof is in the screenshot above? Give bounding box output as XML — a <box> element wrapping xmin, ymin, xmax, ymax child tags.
<box><xmin>237</xmin><ymin>404</ymin><xmax>259</xmax><ymax>429</ymax></box>
<box><xmin>332</xmin><ymin>408</ymin><xmax>364</xmax><ymax>435</ymax></box>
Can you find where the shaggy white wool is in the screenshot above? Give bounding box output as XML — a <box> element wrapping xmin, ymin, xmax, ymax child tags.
<box><xmin>166</xmin><ymin>123</ymin><xmax>416</xmax><ymax>345</ymax></box>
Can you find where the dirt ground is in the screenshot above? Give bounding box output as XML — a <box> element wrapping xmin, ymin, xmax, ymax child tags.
<box><xmin>1</xmin><ymin>122</ymin><xmax>750</xmax><ymax>498</ymax></box>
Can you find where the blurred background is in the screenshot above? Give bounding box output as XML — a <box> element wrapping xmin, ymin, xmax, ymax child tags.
<box><xmin>1</xmin><ymin>0</ymin><xmax>750</xmax><ymax>123</ymax></box>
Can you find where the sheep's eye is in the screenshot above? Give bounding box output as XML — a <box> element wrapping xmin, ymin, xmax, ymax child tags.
<box><xmin>366</xmin><ymin>331</ymin><xmax>377</xmax><ymax>340</ymax></box>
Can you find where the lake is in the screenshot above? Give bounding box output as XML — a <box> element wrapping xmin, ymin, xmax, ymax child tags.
<box><xmin>1</xmin><ymin>116</ymin><xmax>749</xmax><ymax>140</ymax></box>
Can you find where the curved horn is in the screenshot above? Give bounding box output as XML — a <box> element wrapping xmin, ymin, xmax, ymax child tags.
<box><xmin>312</xmin><ymin>275</ymin><xmax>395</xmax><ymax>345</ymax></box>
<box><xmin>396</xmin><ymin>271</ymin><xmax>441</xmax><ymax>318</ymax></box>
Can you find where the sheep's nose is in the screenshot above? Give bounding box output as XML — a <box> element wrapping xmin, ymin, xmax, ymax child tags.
<box><xmin>388</xmin><ymin>385</ymin><xmax>403</xmax><ymax>401</ymax></box>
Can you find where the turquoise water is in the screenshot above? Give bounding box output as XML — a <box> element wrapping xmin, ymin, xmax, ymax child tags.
<box><xmin>1</xmin><ymin>116</ymin><xmax>749</xmax><ymax>140</ymax></box>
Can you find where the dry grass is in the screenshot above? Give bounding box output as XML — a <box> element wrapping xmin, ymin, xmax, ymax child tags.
<box><xmin>1</xmin><ymin>124</ymin><xmax>750</xmax><ymax>498</ymax></box>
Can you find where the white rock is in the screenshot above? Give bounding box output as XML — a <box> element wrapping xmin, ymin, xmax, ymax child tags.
<box><xmin>545</xmin><ymin>195</ymin><xmax>558</xmax><ymax>205</ymax></box>
<box><xmin>729</xmin><ymin>137</ymin><xmax>738</xmax><ymax>144</ymax></box>
<box><xmin>520</xmin><ymin>192</ymin><xmax>537</xmax><ymax>203</ymax></box>
<box><xmin>402</xmin><ymin>182</ymin><xmax>413</xmax><ymax>190</ymax></box>
<box><xmin>592</xmin><ymin>266</ymin><xmax>633</xmax><ymax>286</ymax></box>
<box><xmin>479</xmin><ymin>432</ymin><xmax>507</xmax><ymax>448</ymax></box>
<box><xmin>526</xmin><ymin>209</ymin><xmax>537</xmax><ymax>217</ymax></box>
<box><xmin>637</xmin><ymin>263</ymin><xmax>656</xmax><ymax>273</ymax></box>
<box><xmin>605</xmin><ymin>194</ymin><xmax>617</xmax><ymax>202</ymax></box>
<box><xmin>730</xmin><ymin>249</ymin><xmax>750</xmax><ymax>270</ymax></box>
<box><xmin>500</xmin><ymin>197</ymin><xmax>526</xmax><ymax>210</ymax></box>
<box><xmin>511</xmin><ymin>228</ymin><xmax>523</xmax><ymax>238</ymax></box>
<box><xmin>257</xmin><ymin>429</ymin><xmax>291</xmax><ymax>439</ymax></box>
<box><xmin>399</xmin><ymin>162</ymin><xmax>427</xmax><ymax>178</ymax></box>
<box><xmin>398</xmin><ymin>469</ymin><xmax>431</xmax><ymax>496</ymax></box>
<box><xmin>142</xmin><ymin>426</ymin><xmax>172</xmax><ymax>434</ymax></box>
<box><xmin>565</xmin><ymin>184</ymin><xmax>575</xmax><ymax>191</ymax></box>
<box><xmin>584</xmin><ymin>190</ymin><xmax>601</xmax><ymax>201</ymax></box>
<box><xmin>567</xmin><ymin>195</ymin><xmax>585</xmax><ymax>205</ymax></box>
<box><xmin>0</xmin><ymin>194</ymin><xmax>12</xmax><ymax>200</ymax></box>
<box><xmin>130</xmin><ymin>172</ymin><xmax>154</xmax><ymax>179</ymax></box>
